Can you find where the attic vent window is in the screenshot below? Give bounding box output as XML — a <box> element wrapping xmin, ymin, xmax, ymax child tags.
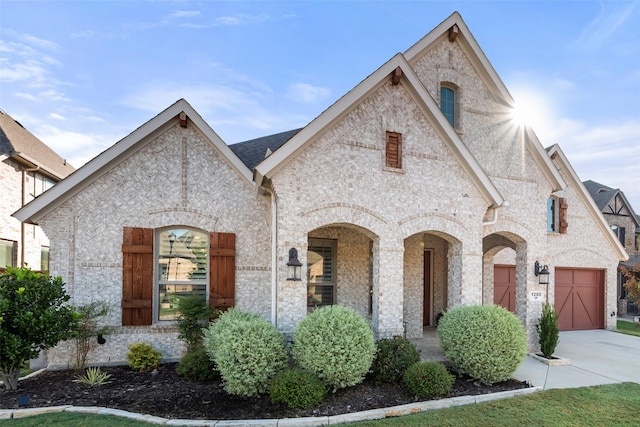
<box><xmin>385</xmin><ymin>131</ymin><xmax>402</xmax><ymax>169</ymax></box>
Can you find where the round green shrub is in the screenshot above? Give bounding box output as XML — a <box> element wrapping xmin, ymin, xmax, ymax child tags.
<box><xmin>402</xmin><ymin>361</ymin><xmax>454</xmax><ymax>398</ymax></box>
<box><xmin>370</xmin><ymin>336</ymin><xmax>421</xmax><ymax>384</ymax></box>
<box><xmin>127</xmin><ymin>342</ymin><xmax>162</xmax><ymax>372</ymax></box>
<box><xmin>437</xmin><ymin>305</ymin><xmax>527</xmax><ymax>385</ymax></box>
<box><xmin>176</xmin><ymin>347</ymin><xmax>219</xmax><ymax>382</ymax></box>
<box><xmin>203</xmin><ymin>307</ymin><xmax>288</xmax><ymax>397</ymax></box>
<box><xmin>269</xmin><ymin>369</ymin><xmax>326</xmax><ymax>409</ymax></box>
<box><xmin>292</xmin><ymin>305</ymin><xmax>375</xmax><ymax>391</ymax></box>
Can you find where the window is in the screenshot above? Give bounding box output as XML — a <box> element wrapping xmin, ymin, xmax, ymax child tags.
<box><xmin>40</xmin><ymin>247</ymin><xmax>50</xmax><ymax>273</ymax></box>
<box><xmin>157</xmin><ymin>228</ymin><xmax>208</xmax><ymax>321</ymax></box>
<box><xmin>547</xmin><ymin>197</ymin><xmax>557</xmax><ymax>232</ymax></box>
<box><xmin>440</xmin><ymin>85</ymin><xmax>456</xmax><ymax>127</ymax></box>
<box><xmin>385</xmin><ymin>131</ymin><xmax>402</xmax><ymax>168</ymax></box>
<box><xmin>611</xmin><ymin>225</ymin><xmax>626</xmax><ymax>247</ymax></box>
<box><xmin>0</xmin><ymin>239</ymin><xmax>16</xmax><ymax>269</ymax></box>
<box><xmin>307</xmin><ymin>239</ymin><xmax>336</xmax><ymax>309</ymax></box>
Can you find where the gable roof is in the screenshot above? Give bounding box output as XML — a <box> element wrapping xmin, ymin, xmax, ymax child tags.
<box><xmin>0</xmin><ymin>109</ymin><xmax>75</xmax><ymax>180</ymax></box>
<box><xmin>254</xmin><ymin>52</ymin><xmax>505</xmax><ymax>209</ymax></box>
<box><xmin>230</xmin><ymin>128</ymin><xmax>302</xmax><ymax>170</ymax></box>
<box><xmin>404</xmin><ymin>12</ymin><xmax>566</xmax><ymax>193</ymax></box>
<box><xmin>548</xmin><ymin>145</ymin><xmax>628</xmax><ymax>261</ymax></box>
<box><xmin>583</xmin><ymin>180</ymin><xmax>640</xmax><ymax>227</ymax></box>
<box><xmin>14</xmin><ymin>99</ymin><xmax>251</xmax><ymax>225</ymax></box>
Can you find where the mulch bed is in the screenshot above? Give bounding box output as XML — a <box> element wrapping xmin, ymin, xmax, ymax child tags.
<box><xmin>0</xmin><ymin>363</ymin><xmax>531</xmax><ymax>420</ymax></box>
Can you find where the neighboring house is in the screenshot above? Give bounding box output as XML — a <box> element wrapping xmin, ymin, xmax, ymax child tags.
<box><xmin>0</xmin><ymin>109</ymin><xmax>75</xmax><ymax>273</ymax></box>
<box><xmin>15</xmin><ymin>12</ymin><xmax>627</xmax><ymax>368</ymax></box>
<box><xmin>583</xmin><ymin>180</ymin><xmax>640</xmax><ymax>315</ymax></box>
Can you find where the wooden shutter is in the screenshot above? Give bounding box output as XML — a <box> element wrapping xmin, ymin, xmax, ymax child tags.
<box><xmin>559</xmin><ymin>198</ymin><xmax>568</xmax><ymax>234</ymax></box>
<box><xmin>386</xmin><ymin>131</ymin><xmax>402</xmax><ymax>169</ymax></box>
<box><xmin>210</xmin><ymin>232</ymin><xmax>236</xmax><ymax>309</ymax></box>
<box><xmin>122</xmin><ymin>227</ymin><xmax>154</xmax><ymax>326</ymax></box>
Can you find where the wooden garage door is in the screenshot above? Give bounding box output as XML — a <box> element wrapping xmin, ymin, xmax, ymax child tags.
<box><xmin>494</xmin><ymin>265</ymin><xmax>516</xmax><ymax>313</ymax></box>
<box><xmin>555</xmin><ymin>268</ymin><xmax>604</xmax><ymax>331</ymax></box>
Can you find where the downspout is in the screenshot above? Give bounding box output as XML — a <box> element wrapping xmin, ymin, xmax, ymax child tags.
<box><xmin>482</xmin><ymin>201</ymin><xmax>509</xmax><ymax>226</ymax></box>
<box><xmin>21</xmin><ymin>166</ymin><xmax>40</xmax><ymax>267</ymax></box>
<box><xmin>266</xmin><ymin>187</ymin><xmax>278</xmax><ymax>327</ymax></box>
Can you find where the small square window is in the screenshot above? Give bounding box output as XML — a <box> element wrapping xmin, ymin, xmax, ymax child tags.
<box><xmin>0</xmin><ymin>239</ymin><xmax>16</xmax><ymax>269</ymax></box>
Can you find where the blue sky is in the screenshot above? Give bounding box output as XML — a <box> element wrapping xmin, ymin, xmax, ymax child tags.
<box><xmin>1</xmin><ymin>1</ymin><xmax>639</xmax><ymax>210</ymax></box>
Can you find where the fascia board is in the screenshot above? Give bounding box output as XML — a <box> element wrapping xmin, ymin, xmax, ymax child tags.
<box><xmin>14</xmin><ymin>99</ymin><xmax>252</xmax><ymax>224</ymax></box>
<box><xmin>548</xmin><ymin>145</ymin><xmax>628</xmax><ymax>261</ymax></box>
<box><xmin>525</xmin><ymin>127</ymin><xmax>566</xmax><ymax>191</ymax></box>
<box><xmin>10</xmin><ymin>151</ymin><xmax>68</xmax><ymax>180</ymax></box>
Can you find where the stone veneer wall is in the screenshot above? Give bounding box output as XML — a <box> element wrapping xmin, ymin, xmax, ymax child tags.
<box><xmin>39</xmin><ymin>124</ymin><xmax>273</xmax><ymax>366</ymax></box>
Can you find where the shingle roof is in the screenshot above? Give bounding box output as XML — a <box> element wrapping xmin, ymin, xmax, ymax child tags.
<box><xmin>229</xmin><ymin>128</ymin><xmax>303</xmax><ymax>170</ymax></box>
<box><xmin>583</xmin><ymin>180</ymin><xmax>617</xmax><ymax>211</ymax></box>
<box><xmin>0</xmin><ymin>110</ymin><xmax>75</xmax><ymax>179</ymax></box>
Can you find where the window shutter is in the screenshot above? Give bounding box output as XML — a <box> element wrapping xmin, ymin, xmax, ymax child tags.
<box><xmin>386</xmin><ymin>131</ymin><xmax>402</xmax><ymax>168</ymax></box>
<box><xmin>210</xmin><ymin>232</ymin><xmax>236</xmax><ymax>309</ymax></box>
<box><xmin>559</xmin><ymin>198</ymin><xmax>568</xmax><ymax>234</ymax></box>
<box><xmin>122</xmin><ymin>227</ymin><xmax>154</xmax><ymax>326</ymax></box>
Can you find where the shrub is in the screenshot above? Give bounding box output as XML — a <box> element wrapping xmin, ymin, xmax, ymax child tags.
<box><xmin>437</xmin><ymin>304</ymin><xmax>527</xmax><ymax>385</ymax></box>
<box><xmin>403</xmin><ymin>361</ymin><xmax>454</xmax><ymax>398</ymax></box>
<box><xmin>269</xmin><ymin>369</ymin><xmax>326</xmax><ymax>409</ymax></box>
<box><xmin>176</xmin><ymin>347</ymin><xmax>219</xmax><ymax>382</ymax></box>
<box><xmin>370</xmin><ymin>336</ymin><xmax>421</xmax><ymax>384</ymax></box>
<box><xmin>292</xmin><ymin>305</ymin><xmax>375</xmax><ymax>391</ymax></box>
<box><xmin>536</xmin><ymin>303</ymin><xmax>559</xmax><ymax>358</ymax></box>
<box><xmin>127</xmin><ymin>342</ymin><xmax>162</xmax><ymax>371</ymax></box>
<box><xmin>203</xmin><ymin>307</ymin><xmax>288</xmax><ymax>397</ymax></box>
<box><xmin>73</xmin><ymin>366</ymin><xmax>112</xmax><ymax>386</ymax></box>
<box><xmin>176</xmin><ymin>295</ymin><xmax>216</xmax><ymax>351</ymax></box>
<box><xmin>71</xmin><ymin>301</ymin><xmax>111</xmax><ymax>370</ymax></box>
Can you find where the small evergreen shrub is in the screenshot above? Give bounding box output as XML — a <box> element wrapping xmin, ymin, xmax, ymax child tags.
<box><xmin>203</xmin><ymin>307</ymin><xmax>288</xmax><ymax>397</ymax></box>
<box><xmin>269</xmin><ymin>369</ymin><xmax>326</xmax><ymax>409</ymax></box>
<box><xmin>402</xmin><ymin>361</ymin><xmax>454</xmax><ymax>398</ymax></box>
<box><xmin>176</xmin><ymin>347</ymin><xmax>219</xmax><ymax>382</ymax></box>
<box><xmin>176</xmin><ymin>295</ymin><xmax>216</xmax><ymax>351</ymax></box>
<box><xmin>127</xmin><ymin>342</ymin><xmax>162</xmax><ymax>372</ymax></box>
<box><xmin>292</xmin><ymin>305</ymin><xmax>375</xmax><ymax>391</ymax></box>
<box><xmin>370</xmin><ymin>336</ymin><xmax>421</xmax><ymax>384</ymax></box>
<box><xmin>536</xmin><ymin>302</ymin><xmax>559</xmax><ymax>358</ymax></box>
<box><xmin>437</xmin><ymin>305</ymin><xmax>527</xmax><ymax>385</ymax></box>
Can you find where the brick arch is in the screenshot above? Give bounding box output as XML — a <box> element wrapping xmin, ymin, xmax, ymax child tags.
<box><xmin>399</xmin><ymin>212</ymin><xmax>469</xmax><ymax>243</ymax></box>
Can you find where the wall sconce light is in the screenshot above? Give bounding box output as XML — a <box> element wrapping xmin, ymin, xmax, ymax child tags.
<box><xmin>287</xmin><ymin>248</ymin><xmax>302</xmax><ymax>281</ymax></box>
<box><xmin>534</xmin><ymin>261</ymin><xmax>550</xmax><ymax>285</ymax></box>
<box><xmin>97</xmin><ymin>334</ymin><xmax>106</xmax><ymax>345</ymax></box>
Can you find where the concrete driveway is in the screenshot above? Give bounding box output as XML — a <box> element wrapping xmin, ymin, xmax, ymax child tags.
<box><xmin>514</xmin><ymin>329</ymin><xmax>640</xmax><ymax>390</ymax></box>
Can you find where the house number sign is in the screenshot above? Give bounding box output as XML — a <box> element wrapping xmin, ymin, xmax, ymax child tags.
<box><xmin>529</xmin><ymin>291</ymin><xmax>543</xmax><ymax>301</ymax></box>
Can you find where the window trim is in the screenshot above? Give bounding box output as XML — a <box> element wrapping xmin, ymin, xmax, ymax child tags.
<box><xmin>440</xmin><ymin>83</ymin><xmax>458</xmax><ymax>128</ymax></box>
<box><xmin>0</xmin><ymin>239</ymin><xmax>17</xmax><ymax>269</ymax></box>
<box><xmin>307</xmin><ymin>238</ymin><xmax>337</xmax><ymax>310</ymax></box>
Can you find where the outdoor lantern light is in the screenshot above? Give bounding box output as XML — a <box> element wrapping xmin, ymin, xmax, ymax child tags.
<box><xmin>287</xmin><ymin>248</ymin><xmax>302</xmax><ymax>281</ymax></box>
<box><xmin>534</xmin><ymin>261</ymin><xmax>550</xmax><ymax>285</ymax></box>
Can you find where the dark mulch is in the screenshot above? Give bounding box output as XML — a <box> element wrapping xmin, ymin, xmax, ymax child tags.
<box><xmin>1</xmin><ymin>364</ymin><xmax>531</xmax><ymax>420</ymax></box>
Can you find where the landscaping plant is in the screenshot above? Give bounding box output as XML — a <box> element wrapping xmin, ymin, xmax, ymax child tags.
<box><xmin>621</xmin><ymin>262</ymin><xmax>640</xmax><ymax>304</ymax></box>
<box><xmin>437</xmin><ymin>304</ymin><xmax>527</xmax><ymax>385</ymax></box>
<box><xmin>536</xmin><ymin>302</ymin><xmax>559</xmax><ymax>358</ymax></box>
<box><xmin>292</xmin><ymin>305</ymin><xmax>376</xmax><ymax>391</ymax></box>
<box><xmin>175</xmin><ymin>294</ymin><xmax>215</xmax><ymax>351</ymax></box>
<box><xmin>71</xmin><ymin>301</ymin><xmax>111</xmax><ymax>370</ymax></box>
<box><xmin>176</xmin><ymin>347</ymin><xmax>219</xmax><ymax>382</ymax></box>
<box><xmin>127</xmin><ymin>342</ymin><xmax>162</xmax><ymax>371</ymax></box>
<box><xmin>370</xmin><ymin>335</ymin><xmax>421</xmax><ymax>384</ymax></box>
<box><xmin>0</xmin><ymin>267</ymin><xmax>79</xmax><ymax>390</ymax></box>
<box><xmin>403</xmin><ymin>361</ymin><xmax>454</xmax><ymax>398</ymax></box>
<box><xmin>269</xmin><ymin>368</ymin><xmax>326</xmax><ymax>409</ymax></box>
<box><xmin>72</xmin><ymin>366</ymin><xmax>112</xmax><ymax>386</ymax></box>
<box><xmin>203</xmin><ymin>307</ymin><xmax>288</xmax><ymax>397</ymax></box>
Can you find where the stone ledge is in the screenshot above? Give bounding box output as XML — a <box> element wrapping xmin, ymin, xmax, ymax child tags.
<box><xmin>530</xmin><ymin>353</ymin><xmax>571</xmax><ymax>366</ymax></box>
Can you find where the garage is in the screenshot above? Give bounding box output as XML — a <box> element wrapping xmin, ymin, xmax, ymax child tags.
<box><xmin>494</xmin><ymin>265</ymin><xmax>516</xmax><ymax>313</ymax></box>
<box><xmin>555</xmin><ymin>268</ymin><xmax>604</xmax><ymax>331</ymax></box>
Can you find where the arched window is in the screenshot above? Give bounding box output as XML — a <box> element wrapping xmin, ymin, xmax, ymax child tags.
<box><xmin>440</xmin><ymin>85</ymin><xmax>456</xmax><ymax>127</ymax></box>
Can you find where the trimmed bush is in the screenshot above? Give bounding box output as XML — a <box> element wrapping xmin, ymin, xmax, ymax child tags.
<box><xmin>370</xmin><ymin>336</ymin><xmax>421</xmax><ymax>384</ymax></box>
<box><xmin>292</xmin><ymin>305</ymin><xmax>375</xmax><ymax>391</ymax></box>
<box><xmin>203</xmin><ymin>307</ymin><xmax>288</xmax><ymax>397</ymax></box>
<box><xmin>437</xmin><ymin>304</ymin><xmax>527</xmax><ymax>385</ymax></box>
<box><xmin>269</xmin><ymin>369</ymin><xmax>326</xmax><ymax>409</ymax></box>
<box><xmin>127</xmin><ymin>342</ymin><xmax>162</xmax><ymax>371</ymax></box>
<box><xmin>176</xmin><ymin>347</ymin><xmax>219</xmax><ymax>382</ymax></box>
<box><xmin>536</xmin><ymin>302</ymin><xmax>559</xmax><ymax>358</ymax></box>
<box><xmin>403</xmin><ymin>361</ymin><xmax>454</xmax><ymax>398</ymax></box>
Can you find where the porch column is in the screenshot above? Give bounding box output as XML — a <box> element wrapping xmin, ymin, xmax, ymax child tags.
<box><xmin>372</xmin><ymin>239</ymin><xmax>404</xmax><ymax>338</ymax></box>
<box><xmin>447</xmin><ymin>240</ymin><xmax>483</xmax><ymax>307</ymax></box>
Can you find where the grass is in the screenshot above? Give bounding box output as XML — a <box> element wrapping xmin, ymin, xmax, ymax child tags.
<box><xmin>1</xmin><ymin>383</ymin><xmax>638</xmax><ymax>426</ymax></box>
<box><xmin>616</xmin><ymin>320</ymin><xmax>640</xmax><ymax>337</ymax></box>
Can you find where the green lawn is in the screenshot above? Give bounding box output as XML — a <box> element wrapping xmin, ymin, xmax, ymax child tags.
<box><xmin>1</xmin><ymin>383</ymin><xmax>639</xmax><ymax>427</ymax></box>
<box><xmin>616</xmin><ymin>320</ymin><xmax>640</xmax><ymax>337</ymax></box>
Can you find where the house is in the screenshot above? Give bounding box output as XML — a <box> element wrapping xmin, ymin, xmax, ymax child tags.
<box><xmin>1</xmin><ymin>109</ymin><xmax>75</xmax><ymax>273</ymax></box>
<box><xmin>583</xmin><ymin>180</ymin><xmax>640</xmax><ymax>315</ymax></box>
<box><xmin>14</xmin><ymin>12</ymin><xmax>628</xmax><ymax>368</ymax></box>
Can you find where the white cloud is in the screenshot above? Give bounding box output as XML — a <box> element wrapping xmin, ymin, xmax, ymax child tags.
<box><xmin>49</xmin><ymin>113</ymin><xmax>65</xmax><ymax>120</ymax></box>
<box><xmin>169</xmin><ymin>10</ymin><xmax>201</xmax><ymax>19</ymax></box>
<box><xmin>571</xmin><ymin>3</ymin><xmax>637</xmax><ymax>50</ymax></box>
<box><xmin>286</xmin><ymin>83</ymin><xmax>331</xmax><ymax>104</ymax></box>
